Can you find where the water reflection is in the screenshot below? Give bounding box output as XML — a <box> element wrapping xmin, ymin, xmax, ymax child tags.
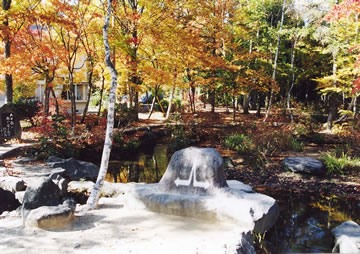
<box><xmin>106</xmin><ymin>144</ymin><xmax>169</xmax><ymax>183</ymax></box>
<box><xmin>263</xmin><ymin>192</ymin><xmax>360</xmax><ymax>253</ymax></box>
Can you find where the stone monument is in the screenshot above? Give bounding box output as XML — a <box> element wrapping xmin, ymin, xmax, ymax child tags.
<box><xmin>0</xmin><ymin>104</ymin><xmax>21</xmax><ymax>141</ymax></box>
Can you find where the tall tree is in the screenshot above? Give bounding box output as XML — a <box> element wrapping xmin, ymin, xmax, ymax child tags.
<box><xmin>77</xmin><ymin>2</ymin><xmax>103</xmax><ymax>123</ymax></box>
<box><xmin>315</xmin><ymin>0</ymin><xmax>358</xmax><ymax>129</ymax></box>
<box><xmin>14</xmin><ymin>13</ymin><xmax>60</xmax><ymax>115</ymax></box>
<box><xmin>1</xmin><ymin>0</ymin><xmax>41</xmax><ymax>103</ymax></box>
<box><xmin>87</xmin><ymin>0</ymin><xmax>118</xmax><ymax>209</ymax></box>
<box><xmin>2</xmin><ymin>0</ymin><xmax>12</xmax><ymax>103</ymax></box>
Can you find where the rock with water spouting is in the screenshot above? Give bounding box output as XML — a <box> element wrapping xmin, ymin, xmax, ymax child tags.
<box><xmin>158</xmin><ymin>147</ymin><xmax>228</xmax><ymax>194</ymax></box>
<box><xmin>127</xmin><ymin>147</ymin><xmax>279</xmax><ymax>235</ymax></box>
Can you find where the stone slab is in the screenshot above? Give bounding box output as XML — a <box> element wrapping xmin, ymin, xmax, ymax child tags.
<box><xmin>283</xmin><ymin>156</ymin><xmax>325</xmax><ymax>175</ymax></box>
<box><xmin>127</xmin><ymin>180</ymin><xmax>279</xmax><ymax>234</ymax></box>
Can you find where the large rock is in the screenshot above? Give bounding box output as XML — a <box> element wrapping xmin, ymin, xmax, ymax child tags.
<box><xmin>0</xmin><ymin>187</ymin><xmax>21</xmax><ymax>214</ymax></box>
<box><xmin>22</xmin><ymin>177</ymin><xmax>63</xmax><ymax>212</ymax></box>
<box><xmin>21</xmin><ymin>177</ymin><xmax>77</xmax><ymax>229</ymax></box>
<box><xmin>332</xmin><ymin>221</ymin><xmax>360</xmax><ymax>254</ymax></box>
<box><xmin>24</xmin><ymin>199</ymin><xmax>76</xmax><ymax>229</ymax></box>
<box><xmin>158</xmin><ymin>147</ymin><xmax>228</xmax><ymax>194</ymax></box>
<box><xmin>283</xmin><ymin>156</ymin><xmax>325</xmax><ymax>175</ymax></box>
<box><xmin>47</xmin><ymin>156</ymin><xmax>99</xmax><ymax>181</ymax></box>
<box><xmin>127</xmin><ymin>147</ymin><xmax>279</xmax><ymax>234</ymax></box>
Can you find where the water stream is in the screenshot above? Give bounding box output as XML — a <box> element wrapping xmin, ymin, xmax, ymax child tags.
<box><xmin>105</xmin><ymin>143</ymin><xmax>359</xmax><ymax>253</ymax></box>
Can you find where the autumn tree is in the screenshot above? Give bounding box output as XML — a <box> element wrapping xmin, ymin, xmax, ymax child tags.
<box><xmin>0</xmin><ymin>0</ymin><xmax>42</xmax><ymax>103</ymax></box>
<box><xmin>13</xmin><ymin>8</ymin><xmax>61</xmax><ymax>115</ymax></box>
<box><xmin>1</xmin><ymin>0</ymin><xmax>13</xmax><ymax>103</ymax></box>
<box><xmin>325</xmin><ymin>0</ymin><xmax>360</xmax><ymax>118</ymax></box>
<box><xmin>77</xmin><ymin>1</ymin><xmax>103</xmax><ymax>123</ymax></box>
<box><xmin>110</xmin><ymin>0</ymin><xmax>145</xmax><ymax>118</ymax></box>
<box><xmin>314</xmin><ymin>0</ymin><xmax>359</xmax><ymax>129</ymax></box>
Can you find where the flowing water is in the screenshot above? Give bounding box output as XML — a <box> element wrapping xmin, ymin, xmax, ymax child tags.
<box><xmin>106</xmin><ymin>143</ymin><xmax>360</xmax><ymax>253</ymax></box>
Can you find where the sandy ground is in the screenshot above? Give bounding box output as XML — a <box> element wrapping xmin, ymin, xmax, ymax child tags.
<box><xmin>0</xmin><ymin>196</ymin><xmax>246</xmax><ymax>254</ymax></box>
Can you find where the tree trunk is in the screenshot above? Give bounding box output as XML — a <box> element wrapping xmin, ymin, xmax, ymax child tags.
<box><xmin>3</xmin><ymin>1</ymin><xmax>13</xmax><ymax>104</ymax></box>
<box><xmin>354</xmin><ymin>96</ymin><xmax>358</xmax><ymax>117</ymax></box>
<box><xmin>87</xmin><ymin>0</ymin><xmax>118</xmax><ymax>209</ymax></box>
<box><xmin>50</xmin><ymin>87</ymin><xmax>59</xmax><ymax>115</ymax></box>
<box><xmin>327</xmin><ymin>49</ymin><xmax>338</xmax><ymax>130</ymax></box>
<box><xmin>148</xmin><ymin>86</ymin><xmax>161</xmax><ymax>119</ymax></box>
<box><xmin>287</xmin><ymin>39</ymin><xmax>297</xmax><ymax>122</ymax></box>
<box><xmin>97</xmin><ymin>69</ymin><xmax>105</xmax><ymax>117</ymax></box>
<box><xmin>81</xmin><ymin>84</ymin><xmax>92</xmax><ymax>123</ymax></box>
<box><xmin>264</xmin><ymin>0</ymin><xmax>286</xmax><ymax>122</ymax></box>
<box><xmin>147</xmin><ymin>97</ymin><xmax>156</xmax><ymax>119</ymax></box>
<box><xmin>243</xmin><ymin>94</ymin><xmax>249</xmax><ymax>114</ymax></box>
<box><xmin>209</xmin><ymin>89</ymin><xmax>215</xmax><ymax>113</ymax></box>
<box><xmin>69</xmin><ymin>75</ymin><xmax>76</xmax><ymax>128</ymax></box>
<box><xmin>327</xmin><ymin>93</ymin><xmax>338</xmax><ymax>130</ymax></box>
<box><xmin>256</xmin><ymin>93</ymin><xmax>262</xmax><ymax>117</ymax></box>
<box><xmin>189</xmin><ymin>85</ymin><xmax>196</xmax><ymax>113</ymax></box>
<box><xmin>232</xmin><ymin>95</ymin><xmax>236</xmax><ymax>122</ymax></box>
<box><xmin>44</xmin><ymin>85</ymin><xmax>51</xmax><ymax>115</ymax></box>
<box><xmin>165</xmin><ymin>78</ymin><xmax>176</xmax><ymax>119</ymax></box>
<box><xmin>44</xmin><ymin>74</ymin><xmax>54</xmax><ymax>116</ymax></box>
<box><xmin>81</xmin><ymin>64</ymin><xmax>94</xmax><ymax>123</ymax></box>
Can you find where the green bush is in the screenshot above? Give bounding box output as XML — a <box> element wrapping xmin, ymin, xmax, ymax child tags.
<box><xmin>115</xmin><ymin>106</ymin><xmax>138</xmax><ymax>127</ymax></box>
<box><xmin>113</xmin><ymin>132</ymin><xmax>140</xmax><ymax>152</ymax></box>
<box><xmin>11</xmin><ymin>98</ymin><xmax>41</xmax><ymax>126</ymax></box>
<box><xmin>289</xmin><ymin>138</ymin><xmax>304</xmax><ymax>152</ymax></box>
<box><xmin>168</xmin><ymin>125</ymin><xmax>192</xmax><ymax>152</ymax></box>
<box><xmin>158</xmin><ymin>99</ymin><xmax>169</xmax><ymax>113</ymax></box>
<box><xmin>223</xmin><ymin>134</ymin><xmax>253</xmax><ymax>154</ymax></box>
<box><xmin>321</xmin><ymin>152</ymin><xmax>360</xmax><ymax>175</ymax></box>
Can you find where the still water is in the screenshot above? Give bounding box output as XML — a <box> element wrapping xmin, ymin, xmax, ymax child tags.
<box><xmin>106</xmin><ymin>144</ymin><xmax>169</xmax><ymax>183</ymax></box>
<box><xmin>263</xmin><ymin>192</ymin><xmax>359</xmax><ymax>253</ymax></box>
<box><xmin>105</xmin><ymin>144</ymin><xmax>359</xmax><ymax>253</ymax></box>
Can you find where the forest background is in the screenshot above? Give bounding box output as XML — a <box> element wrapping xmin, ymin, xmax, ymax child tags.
<box><xmin>1</xmin><ymin>0</ymin><xmax>360</xmax><ymax>200</ymax></box>
<box><xmin>0</xmin><ymin>0</ymin><xmax>359</xmax><ymax>127</ymax></box>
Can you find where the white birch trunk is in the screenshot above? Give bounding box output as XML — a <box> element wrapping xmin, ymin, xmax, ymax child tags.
<box><xmin>287</xmin><ymin>39</ymin><xmax>297</xmax><ymax>122</ymax></box>
<box><xmin>87</xmin><ymin>0</ymin><xmax>118</xmax><ymax>209</ymax></box>
<box><xmin>166</xmin><ymin>78</ymin><xmax>176</xmax><ymax>119</ymax></box>
<box><xmin>264</xmin><ymin>0</ymin><xmax>286</xmax><ymax>121</ymax></box>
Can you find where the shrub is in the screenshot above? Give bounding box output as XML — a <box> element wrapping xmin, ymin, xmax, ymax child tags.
<box><xmin>115</xmin><ymin>106</ymin><xmax>138</xmax><ymax>127</ymax></box>
<box><xmin>113</xmin><ymin>131</ymin><xmax>140</xmax><ymax>153</ymax></box>
<box><xmin>254</xmin><ymin>130</ymin><xmax>303</xmax><ymax>157</ymax></box>
<box><xmin>168</xmin><ymin>124</ymin><xmax>192</xmax><ymax>152</ymax></box>
<box><xmin>157</xmin><ymin>99</ymin><xmax>169</xmax><ymax>113</ymax></box>
<box><xmin>223</xmin><ymin>134</ymin><xmax>253</xmax><ymax>154</ymax></box>
<box><xmin>11</xmin><ymin>98</ymin><xmax>41</xmax><ymax>126</ymax></box>
<box><xmin>321</xmin><ymin>152</ymin><xmax>360</xmax><ymax>175</ymax></box>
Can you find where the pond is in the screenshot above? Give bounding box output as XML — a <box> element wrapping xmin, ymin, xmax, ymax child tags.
<box><xmin>262</xmin><ymin>192</ymin><xmax>360</xmax><ymax>253</ymax></box>
<box><xmin>106</xmin><ymin>143</ymin><xmax>360</xmax><ymax>253</ymax></box>
<box><xmin>106</xmin><ymin>143</ymin><xmax>169</xmax><ymax>183</ymax></box>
